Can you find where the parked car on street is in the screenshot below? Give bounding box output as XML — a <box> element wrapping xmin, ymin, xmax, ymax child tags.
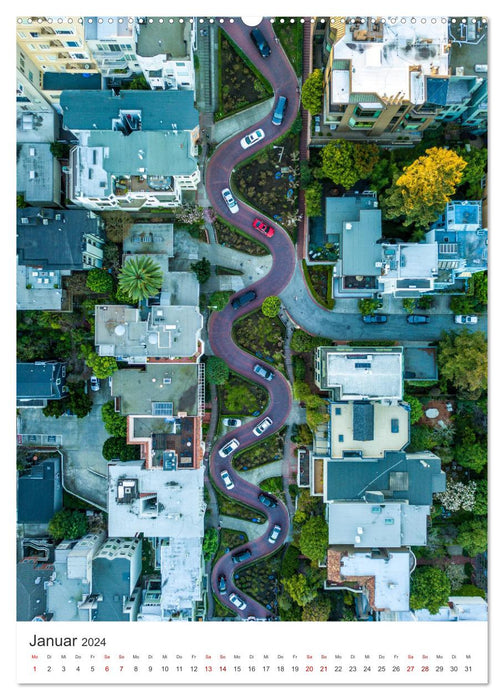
<box><xmin>223</xmin><ymin>418</ymin><xmax>242</xmax><ymax>427</ymax></box>
<box><xmin>268</xmin><ymin>524</ymin><xmax>282</xmax><ymax>544</ymax></box>
<box><xmin>218</xmin><ymin>575</ymin><xmax>227</xmax><ymax>593</ymax></box>
<box><xmin>454</xmin><ymin>315</ymin><xmax>478</xmax><ymax>324</ymax></box>
<box><xmin>253</xmin><ymin>416</ymin><xmax>273</xmax><ymax>437</ymax></box>
<box><xmin>250</xmin><ymin>28</ymin><xmax>271</xmax><ymax>58</ymax></box>
<box><xmin>240</xmin><ymin>128</ymin><xmax>265</xmax><ymax>149</ymax></box>
<box><xmin>229</xmin><ymin>592</ymin><xmax>247</xmax><ymax>610</ymax></box>
<box><xmin>258</xmin><ymin>492</ymin><xmax>277</xmax><ymax>508</ymax></box>
<box><xmin>232</xmin><ymin>549</ymin><xmax>252</xmax><ymax>564</ymax></box>
<box><xmin>407</xmin><ymin>315</ymin><xmax>430</xmax><ymax>324</ymax></box>
<box><xmin>221</xmin><ymin>188</ymin><xmax>239</xmax><ymax>214</ymax></box>
<box><xmin>253</xmin><ymin>363</ymin><xmax>274</xmax><ymax>381</ymax></box>
<box><xmin>362</xmin><ymin>314</ymin><xmax>388</xmax><ymax>324</ymax></box>
<box><xmin>252</xmin><ymin>218</ymin><xmax>274</xmax><ymax>237</ymax></box>
<box><xmin>314</xmin><ymin>115</ymin><xmax>321</xmax><ymax>133</ymax></box>
<box><xmin>231</xmin><ymin>290</ymin><xmax>257</xmax><ymax>310</ymax></box>
<box><xmin>272</xmin><ymin>95</ymin><xmax>288</xmax><ymax>125</ymax></box>
<box><xmin>90</xmin><ymin>376</ymin><xmax>100</xmax><ymax>392</ymax></box>
<box><xmin>220</xmin><ymin>469</ymin><xmax>235</xmax><ymax>490</ymax></box>
<box><xmin>218</xmin><ymin>439</ymin><xmax>239</xmax><ymax>458</ymax></box>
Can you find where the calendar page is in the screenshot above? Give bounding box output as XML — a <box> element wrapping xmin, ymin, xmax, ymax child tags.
<box><xmin>12</xmin><ymin>1</ymin><xmax>491</xmax><ymax>690</ymax></box>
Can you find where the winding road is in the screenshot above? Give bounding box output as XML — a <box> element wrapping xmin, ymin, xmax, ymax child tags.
<box><xmin>206</xmin><ymin>19</ymin><xmax>299</xmax><ymax>619</ymax></box>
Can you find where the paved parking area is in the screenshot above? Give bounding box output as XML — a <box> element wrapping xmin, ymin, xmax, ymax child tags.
<box><xmin>17</xmin><ymin>383</ymin><xmax>111</xmax><ymax>510</ymax></box>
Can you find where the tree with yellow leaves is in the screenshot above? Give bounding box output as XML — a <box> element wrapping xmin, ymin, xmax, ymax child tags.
<box><xmin>382</xmin><ymin>147</ymin><xmax>467</xmax><ymax>235</ymax></box>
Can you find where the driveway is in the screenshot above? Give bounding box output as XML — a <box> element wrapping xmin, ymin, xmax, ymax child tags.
<box><xmin>18</xmin><ymin>382</ymin><xmax>111</xmax><ymax>509</ymax></box>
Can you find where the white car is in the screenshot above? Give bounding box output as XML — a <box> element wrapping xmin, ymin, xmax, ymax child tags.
<box><xmin>253</xmin><ymin>416</ymin><xmax>273</xmax><ymax>437</ymax></box>
<box><xmin>454</xmin><ymin>315</ymin><xmax>478</xmax><ymax>325</ymax></box>
<box><xmin>90</xmin><ymin>376</ymin><xmax>100</xmax><ymax>392</ymax></box>
<box><xmin>229</xmin><ymin>593</ymin><xmax>247</xmax><ymax>610</ymax></box>
<box><xmin>218</xmin><ymin>438</ymin><xmax>240</xmax><ymax>458</ymax></box>
<box><xmin>220</xmin><ymin>469</ymin><xmax>235</xmax><ymax>490</ymax></box>
<box><xmin>240</xmin><ymin>128</ymin><xmax>265</xmax><ymax>149</ymax></box>
<box><xmin>221</xmin><ymin>188</ymin><xmax>239</xmax><ymax>214</ymax></box>
<box><xmin>268</xmin><ymin>524</ymin><xmax>282</xmax><ymax>544</ymax></box>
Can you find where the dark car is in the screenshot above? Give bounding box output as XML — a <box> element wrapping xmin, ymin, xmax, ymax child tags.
<box><xmin>407</xmin><ymin>314</ymin><xmax>430</xmax><ymax>324</ymax></box>
<box><xmin>272</xmin><ymin>95</ymin><xmax>288</xmax><ymax>126</ymax></box>
<box><xmin>232</xmin><ymin>290</ymin><xmax>257</xmax><ymax>310</ymax></box>
<box><xmin>218</xmin><ymin>575</ymin><xmax>227</xmax><ymax>593</ymax></box>
<box><xmin>232</xmin><ymin>549</ymin><xmax>252</xmax><ymax>564</ymax></box>
<box><xmin>362</xmin><ymin>314</ymin><xmax>388</xmax><ymax>324</ymax></box>
<box><xmin>250</xmin><ymin>28</ymin><xmax>271</xmax><ymax>58</ymax></box>
<box><xmin>258</xmin><ymin>492</ymin><xmax>278</xmax><ymax>508</ymax></box>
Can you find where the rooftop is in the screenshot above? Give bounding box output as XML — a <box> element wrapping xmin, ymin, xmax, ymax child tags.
<box><xmin>61</xmin><ymin>89</ymin><xmax>198</xmax><ymax>132</ymax></box>
<box><xmin>16</xmin><ymin>144</ymin><xmax>58</xmax><ymax>204</ymax></box>
<box><xmin>160</xmin><ymin>537</ymin><xmax>203</xmax><ymax>616</ymax></box>
<box><xmin>17</xmin><ymin>361</ymin><xmax>67</xmax><ymax>400</ymax></box>
<box><xmin>84</xmin><ymin>17</ymin><xmax>133</xmax><ymax>40</ymax></box>
<box><xmin>91</xmin><ymin>539</ymin><xmax>140</xmax><ymax>621</ymax></box>
<box><xmin>111</xmin><ymin>363</ymin><xmax>200</xmax><ymax>417</ymax></box>
<box><xmin>42</xmin><ymin>72</ymin><xmax>102</xmax><ymax>91</ymax></box>
<box><xmin>329</xmin><ymin>401</ymin><xmax>409</xmax><ymax>459</ymax></box>
<box><xmin>16</xmin><ymin>559</ymin><xmax>53</xmax><ymax>621</ymax></box>
<box><xmin>448</xmin><ymin>18</ymin><xmax>488</xmax><ymax>77</ymax></box>
<box><xmin>328</xmin><ymin>502</ymin><xmax>430</xmax><ymax>547</ymax></box>
<box><xmin>107</xmin><ymin>463</ymin><xmax>205</xmax><ymax>539</ymax></box>
<box><xmin>135</xmin><ymin>18</ymin><xmax>191</xmax><ymax>58</ymax></box>
<box><xmin>123</xmin><ymin>223</ymin><xmax>174</xmax><ymax>257</ymax></box>
<box><xmin>324</xmin><ymin>450</ymin><xmax>445</xmax><ymax>505</ymax></box>
<box><xmin>17</xmin><ymin>456</ymin><xmax>63</xmax><ymax>524</ymax></box>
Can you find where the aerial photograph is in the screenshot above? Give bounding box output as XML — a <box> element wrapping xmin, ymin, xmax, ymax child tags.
<box><xmin>16</xmin><ymin>15</ymin><xmax>488</xmax><ymax>625</ymax></box>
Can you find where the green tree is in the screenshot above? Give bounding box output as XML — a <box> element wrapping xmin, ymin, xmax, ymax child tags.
<box><xmin>102</xmin><ymin>400</ymin><xmax>127</xmax><ymax>437</ymax></box>
<box><xmin>118</xmin><ymin>255</ymin><xmax>163</xmax><ymax>302</ymax></box>
<box><xmin>473</xmin><ymin>272</ymin><xmax>487</xmax><ymax>306</ymax></box>
<box><xmin>456</xmin><ymin>518</ymin><xmax>487</xmax><ymax>556</ymax></box>
<box><xmin>101</xmin><ymin>210</ymin><xmax>133</xmax><ymax>242</ymax></box>
<box><xmin>300</xmin><ymin>160</ymin><xmax>314</xmax><ymax>188</ymax></box>
<box><xmin>438</xmin><ymin>330</ymin><xmax>487</xmax><ymax>397</ymax></box>
<box><xmin>454</xmin><ymin>440</ymin><xmax>487</xmax><ymax>474</ymax></box>
<box><xmin>455</xmin><ymin>146</ymin><xmax>487</xmax><ymax>199</ymax></box>
<box><xmin>281</xmin><ymin>573</ymin><xmax>318</xmax><ymax>607</ymax></box>
<box><xmin>280</xmin><ymin>545</ymin><xmax>301</xmax><ymax>579</ymax></box>
<box><xmin>450</xmin><ymin>295</ymin><xmax>478</xmax><ymax>315</ymax></box>
<box><xmin>301</xmin><ymin>596</ymin><xmax>331</xmax><ymax>621</ymax></box>
<box><xmin>291</xmin><ymin>330</ymin><xmax>332</xmax><ymax>353</ymax></box>
<box><xmin>301</xmin><ymin>69</ymin><xmax>324</xmax><ymax>114</ymax></box>
<box><xmin>409</xmin><ymin>566</ymin><xmax>451</xmax><ymax>614</ymax></box>
<box><xmin>125</xmin><ymin>74</ymin><xmax>149</xmax><ymax>90</ymax></box>
<box><xmin>42</xmin><ymin>400</ymin><xmax>67</xmax><ymax>418</ymax></box>
<box><xmin>48</xmin><ymin>509</ymin><xmax>89</xmax><ymax>540</ymax></box>
<box><xmin>305</xmin><ymin>181</ymin><xmax>323</xmax><ymax>217</ymax></box>
<box><xmin>291</xmin><ymin>423</ymin><xmax>313</xmax><ymax>445</ymax></box>
<box><xmin>86</xmin><ymin>268</ymin><xmax>114</xmax><ymax>294</ymax></box>
<box><xmin>473</xmin><ymin>480</ymin><xmax>488</xmax><ymax>515</ymax></box>
<box><xmin>85</xmin><ymin>352</ymin><xmax>118</xmax><ymax>379</ymax></box>
<box><xmin>381</xmin><ymin>147</ymin><xmax>467</xmax><ymax>233</ymax></box>
<box><xmin>102</xmin><ymin>437</ymin><xmax>140</xmax><ymax>462</ymax></box>
<box><xmin>206</xmin><ymin>356</ymin><xmax>229</xmax><ymax>385</ymax></box>
<box><xmin>50</xmin><ymin>142</ymin><xmax>70</xmax><ymax>159</ymax></box>
<box><xmin>208</xmin><ymin>290</ymin><xmax>232</xmax><ymax>311</ymax></box>
<box><xmin>67</xmin><ymin>383</ymin><xmax>93</xmax><ymax>418</ymax></box>
<box><xmin>358</xmin><ymin>298</ymin><xmax>381</xmax><ymax>316</ymax></box>
<box><xmin>452</xmin><ymin>583</ymin><xmax>486</xmax><ymax>599</ymax></box>
<box><xmin>404</xmin><ymin>393</ymin><xmax>423</xmax><ymax>424</ymax></box>
<box><xmin>402</xmin><ymin>298</ymin><xmax>416</xmax><ymax>314</ymax></box>
<box><xmin>202</xmin><ymin>528</ymin><xmax>219</xmax><ymax>562</ymax></box>
<box><xmin>321</xmin><ymin>140</ymin><xmax>380</xmax><ymax>189</ymax></box>
<box><xmin>299</xmin><ymin>516</ymin><xmax>328</xmax><ymax>562</ymax></box>
<box><xmin>417</xmin><ymin>295</ymin><xmax>435</xmax><ymax>310</ymax></box>
<box><xmin>190</xmin><ymin>257</ymin><xmax>211</xmax><ymax>284</ymax></box>
<box><xmin>261</xmin><ymin>296</ymin><xmax>281</xmax><ymax>317</ymax></box>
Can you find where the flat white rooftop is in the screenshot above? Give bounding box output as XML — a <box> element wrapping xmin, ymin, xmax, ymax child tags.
<box><xmin>160</xmin><ymin>537</ymin><xmax>202</xmax><ymax>613</ymax></box>
<box><xmin>325</xmin><ymin>350</ymin><xmax>403</xmax><ymax>400</ymax></box>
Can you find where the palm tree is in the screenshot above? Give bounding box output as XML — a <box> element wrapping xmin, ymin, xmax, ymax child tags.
<box><xmin>117</xmin><ymin>255</ymin><xmax>163</xmax><ymax>302</ymax></box>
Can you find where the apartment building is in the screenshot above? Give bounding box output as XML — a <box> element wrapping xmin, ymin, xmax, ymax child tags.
<box><xmin>84</xmin><ymin>16</ymin><xmax>140</xmax><ymax>81</ymax></box>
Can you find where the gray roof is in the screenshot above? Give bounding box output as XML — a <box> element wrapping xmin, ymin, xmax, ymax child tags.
<box><xmin>352</xmin><ymin>402</ymin><xmax>374</xmax><ymax>441</ymax></box>
<box><xmin>42</xmin><ymin>72</ymin><xmax>102</xmax><ymax>91</ymax></box>
<box><xmin>17</xmin><ymin>457</ymin><xmax>63</xmax><ymax>524</ymax></box>
<box><xmin>17</xmin><ymin>207</ymin><xmax>104</xmax><ymax>270</ymax></box>
<box><xmin>91</xmin><ymin>556</ymin><xmax>134</xmax><ymax>622</ymax></box>
<box><xmin>325</xmin><ymin>195</ymin><xmax>378</xmax><ymax>236</ymax></box>
<box><xmin>342</xmin><ymin>209</ymin><xmax>383</xmax><ymax>276</ymax></box>
<box><xmin>17</xmin><ymin>144</ymin><xmax>58</xmax><ymax>205</ymax></box>
<box><xmin>136</xmin><ymin>19</ymin><xmax>191</xmax><ymax>58</ymax></box>
<box><xmin>60</xmin><ymin>90</ymin><xmax>198</xmax><ymax>132</ymax></box>
<box><xmin>17</xmin><ymin>559</ymin><xmax>53</xmax><ymax>621</ymax></box>
<box><xmin>325</xmin><ymin>451</ymin><xmax>445</xmax><ymax>505</ymax></box>
<box><xmin>17</xmin><ymin>362</ymin><xmax>67</xmax><ymax>400</ymax></box>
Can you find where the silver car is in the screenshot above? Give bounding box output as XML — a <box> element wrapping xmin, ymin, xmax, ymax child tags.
<box><xmin>221</xmin><ymin>188</ymin><xmax>239</xmax><ymax>214</ymax></box>
<box><xmin>253</xmin><ymin>416</ymin><xmax>273</xmax><ymax>437</ymax></box>
<box><xmin>229</xmin><ymin>593</ymin><xmax>247</xmax><ymax>610</ymax></box>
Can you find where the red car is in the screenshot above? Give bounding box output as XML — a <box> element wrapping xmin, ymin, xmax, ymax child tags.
<box><xmin>253</xmin><ymin>218</ymin><xmax>274</xmax><ymax>238</ymax></box>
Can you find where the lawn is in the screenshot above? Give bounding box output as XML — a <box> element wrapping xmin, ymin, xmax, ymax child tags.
<box><xmin>302</xmin><ymin>261</ymin><xmax>335</xmax><ymax>309</ymax></box>
<box><xmin>236</xmin><ymin>549</ymin><xmax>284</xmax><ymax>612</ymax></box>
<box><xmin>233</xmin><ymin>427</ymin><xmax>287</xmax><ymax>471</ymax></box>
<box><xmin>219</xmin><ymin>372</ymin><xmax>269</xmax><ymax>416</ymax></box>
<box><xmin>215</xmin><ymin>527</ymin><xmax>250</xmax><ymax>561</ymax></box>
<box><xmin>216</xmin><ymin>31</ymin><xmax>273</xmax><ymax>120</ymax></box>
<box><xmin>233</xmin><ymin>131</ymin><xmax>301</xmax><ymax>240</ymax></box>
<box><xmin>272</xmin><ymin>18</ymin><xmax>304</xmax><ymax>76</ymax></box>
<box><xmin>214</xmin><ymin>217</ymin><xmax>269</xmax><ymax>256</ymax></box>
<box><xmin>233</xmin><ymin>311</ymin><xmax>286</xmax><ymax>373</ymax></box>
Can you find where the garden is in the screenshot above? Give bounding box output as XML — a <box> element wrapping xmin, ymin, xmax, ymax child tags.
<box><xmin>216</xmin><ymin>31</ymin><xmax>273</xmax><ymax>120</ymax></box>
<box><xmin>214</xmin><ymin>217</ymin><xmax>269</xmax><ymax>256</ymax></box>
<box><xmin>214</xmin><ymin>490</ymin><xmax>266</xmax><ymax>524</ymax></box>
<box><xmin>235</xmin><ymin>549</ymin><xmax>284</xmax><ymax>613</ymax></box>
<box><xmin>302</xmin><ymin>260</ymin><xmax>335</xmax><ymax>309</ymax></box>
<box><xmin>233</xmin><ymin>310</ymin><xmax>286</xmax><ymax>373</ymax></box>
<box><xmin>233</xmin><ymin>131</ymin><xmax>301</xmax><ymax>240</ymax></box>
<box><xmin>272</xmin><ymin>18</ymin><xmax>303</xmax><ymax>75</ymax></box>
<box><xmin>218</xmin><ymin>372</ymin><xmax>268</xmax><ymax>417</ymax></box>
<box><xmin>233</xmin><ymin>427</ymin><xmax>287</xmax><ymax>471</ymax></box>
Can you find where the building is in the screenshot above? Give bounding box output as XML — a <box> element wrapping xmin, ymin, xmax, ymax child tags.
<box><xmin>134</xmin><ymin>17</ymin><xmax>196</xmax><ymax>91</ymax></box>
<box><xmin>314</xmin><ymin>345</ymin><xmax>404</xmax><ymax>401</ymax></box>
<box><xmin>17</xmin><ymin>207</ymin><xmax>105</xmax><ymax>271</ymax></box>
<box><xmin>16</xmin><ymin>558</ymin><xmax>54</xmax><ymax>621</ymax></box>
<box><xmin>61</xmin><ymin>89</ymin><xmax>200</xmax><ymax>210</ymax></box>
<box><xmin>17</xmin><ymin>455</ymin><xmax>63</xmax><ymax>530</ymax></box>
<box><xmin>425</xmin><ymin>200</ymin><xmax>487</xmax><ymax>290</ymax></box>
<box><xmin>326</xmin><ymin>547</ymin><xmax>414</xmax><ymax>614</ymax></box>
<box><xmin>16</xmin><ymin>58</ymin><xmax>58</xmax><ymax>144</ymax></box>
<box><xmin>16</xmin><ymin>16</ymin><xmax>101</xmax><ymax>107</ymax></box>
<box><xmin>84</xmin><ymin>16</ymin><xmax>140</xmax><ymax>82</ymax></box>
<box><xmin>17</xmin><ymin>361</ymin><xmax>68</xmax><ymax>408</ymax></box>
<box><xmin>17</xmin><ymin>143</ymin><xmax>61</xmax><ymax>207</ymax></box>
<box><xmin>378</xmin><ymin>595</ymin><xmax>488</xmax><ymax>621</ymax></box>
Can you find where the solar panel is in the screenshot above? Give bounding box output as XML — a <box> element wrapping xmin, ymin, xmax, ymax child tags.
<box><xmin>152</xmin><ymin>401</ymin><xmax>174</xmax><ymax>416</ymax></box>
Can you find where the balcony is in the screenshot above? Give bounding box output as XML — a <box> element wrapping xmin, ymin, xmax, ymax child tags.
<box><xmin>113</xmin><ymin>175</ymin><xmax>175</xmax><ymax>196</ymax></box>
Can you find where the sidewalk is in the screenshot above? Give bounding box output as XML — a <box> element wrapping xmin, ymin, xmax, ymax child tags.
<box><xmin>210</xmin><ymin>97</ymin><xmax>275</xmax><ymax>144</ymax></box>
